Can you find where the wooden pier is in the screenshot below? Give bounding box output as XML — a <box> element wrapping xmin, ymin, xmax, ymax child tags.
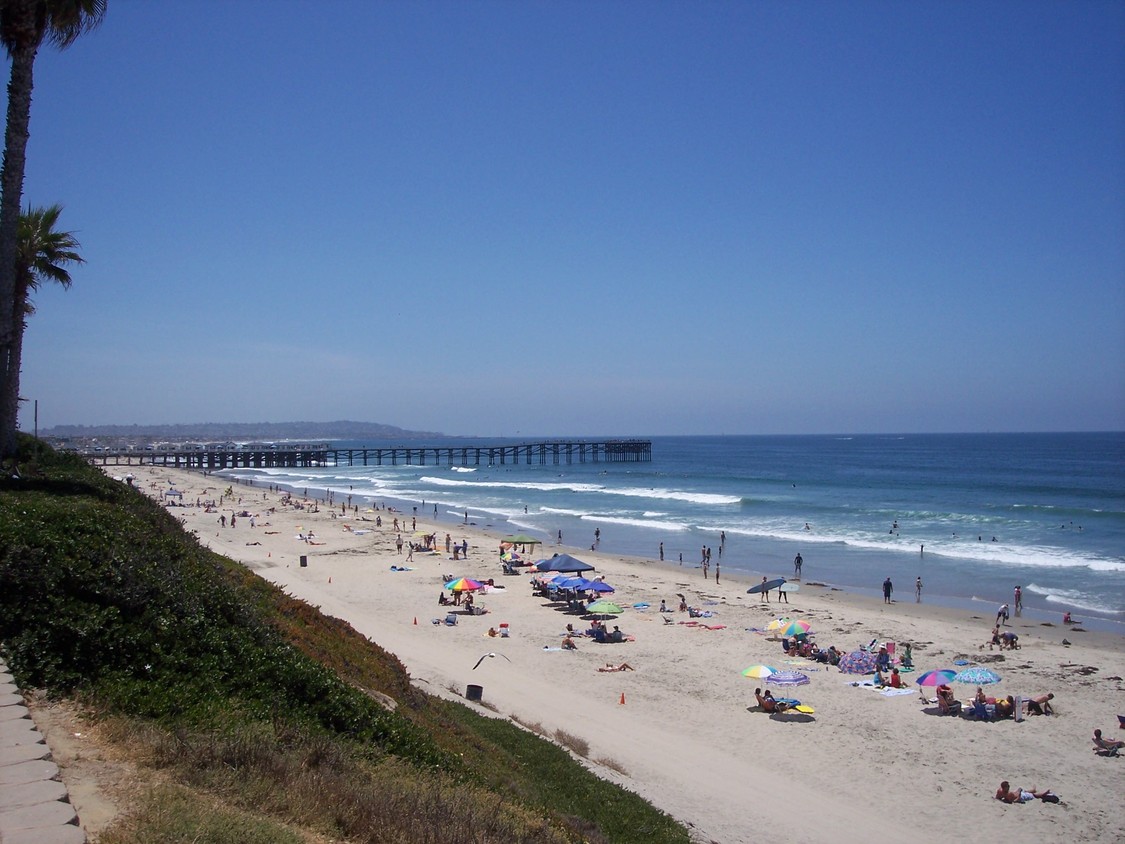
<box><xmin>86</xmin><ymin>439</ymin><xmax>652</xmax><ymax>470</ymax></box>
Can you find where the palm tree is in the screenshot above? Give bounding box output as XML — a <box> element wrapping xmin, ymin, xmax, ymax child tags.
<box><xmin>3</xmin><ymin>203</ymin><xmax>83</xmax><ymax>433</ymax></box>
<box><xmin>0</xmin><ymin>0</ymin><xmax>105</xmax><ymax>458</ymax></box>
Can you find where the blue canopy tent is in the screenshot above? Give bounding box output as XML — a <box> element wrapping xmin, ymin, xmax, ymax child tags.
<box><xmin>534</xmin><ymin>554</ymin><xmax>596</xmax><ymax>574</ymax></box>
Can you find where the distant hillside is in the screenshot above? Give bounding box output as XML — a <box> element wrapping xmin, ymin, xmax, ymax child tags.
<box><xmin>40</xmin><ymin>420</ymin><xmax>445</xmax><ymax>440</ymax></box>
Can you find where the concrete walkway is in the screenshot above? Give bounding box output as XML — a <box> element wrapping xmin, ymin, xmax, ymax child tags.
<box><xmin>0</xmin><ymin>657</ymin><xmax>86</xmax><ymax>844</ymax></box>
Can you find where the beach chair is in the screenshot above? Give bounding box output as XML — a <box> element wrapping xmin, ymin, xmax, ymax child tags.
<box><xmin>937</xmin><ymin>696</ymin><xmax>962</xmax><ymax>716</ymax></box>
<box><xmin>885</xmin><ymin>641</ymin><xmax>896</xmax><ymax>663</ymax></box>
<box><xmin>444</xmin><ymin>613</ymin><xmax>458</xmax><ymax>626</ymax></box>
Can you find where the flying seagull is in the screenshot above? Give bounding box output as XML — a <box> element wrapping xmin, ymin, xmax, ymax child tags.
<box><xmin>472</xmin><ymin>652</ymin><xmax>513</xmax><ymax>671</ymax></box>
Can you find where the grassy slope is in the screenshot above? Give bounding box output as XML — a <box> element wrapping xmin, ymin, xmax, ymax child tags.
<box><xmin>0</xmin><ymin>438</ymin><xmax>689</xmax><ymax>844</ymax></box>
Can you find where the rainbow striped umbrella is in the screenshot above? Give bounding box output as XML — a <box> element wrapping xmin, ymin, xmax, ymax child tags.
<box><xmin>742</xmin><ymin>665</ymin><xmax>778</xmax><ymax>679</ymax></box>
<box><xmin>916</xmin><ymin>669</ymin><xmax>958</xmax><ymax>687</ymax></box>
<box><xmin>778</xmin><ymin>619</ymin><xmax>812</xmax><ymax>638</ymax></box>
<box><xmin>444</xmin><ymin>577</ymin><xmax>484</xmax><ymax>592</ymax></box>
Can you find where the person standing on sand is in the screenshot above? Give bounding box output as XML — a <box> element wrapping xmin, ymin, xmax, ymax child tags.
<box><xmin>659</xmin><ymin>542</ymin><xmax>664</xmax><ymax>561</ymax></box>
<box><xmin>1014</xmin><ymin>585</ymin><xmax>1023</xmax><ymax>615</ymax></box>
<box><xmin>915</xmin><ymin>577</ymin><xmax>922</xmax><ymax>602</ymax></box>
<box><xmin>759</xmin><ymin>576</ymin><xmax>770</xmax><ymax>603</ymax></box>
<box><xmin>882</xmin><ymin>577</ymin><xmax>893</xmax><ymax>603</ymax></box>
<box><xmin>794</xmin><ymin>553</ymin><xmax>803</xmax><ymax>577</ymax></box>
<box><xmin>715</xmin><ymin>561</ymin><xmax>720</xmax><ymax>584</ymax></box>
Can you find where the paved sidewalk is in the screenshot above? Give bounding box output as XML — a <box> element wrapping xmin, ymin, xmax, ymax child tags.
<box><xmin>0</xmin><ymin>657</ymin><xmax>86</xmax><ymax>844</ymax></box>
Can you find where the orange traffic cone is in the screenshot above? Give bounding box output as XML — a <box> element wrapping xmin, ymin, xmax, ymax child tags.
<box><xmin>619</xmin><ymin>692</ymin><xmax>626</xmax><ymax>705</ymax></box>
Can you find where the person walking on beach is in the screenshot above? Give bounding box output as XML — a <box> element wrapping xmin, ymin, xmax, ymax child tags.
<box><xmin>659</xmin><ymin>542</ymin><xmax>664</xmax><ymax>561</ymax></box>
<box><xmin>1014</xmin><ymin>585</ymin><xmax>1023</xmax><ymax>615</ymax></box>
<box><xmin>715</xmin><ymin>561</ymin><xmax>720</xmax><ymax>584</ymax></box>
<box><xmin>915</xmin><ymin>576</ymin><xmax>922</xmax><ymax>602</ymax></box>
<box><xmin>882</xmin><ymin>577</ymin><xmax>893</xmax><ymax>603</ymax></box>
<box><xmin>794</xmin><ymin>553</ymin><xmax>803</xmax><ymax>577</ymax></box>
<box><xmin>759</xmin><ymin>576</ymin><xmax>770</xmax><ymax>603</ymax></box>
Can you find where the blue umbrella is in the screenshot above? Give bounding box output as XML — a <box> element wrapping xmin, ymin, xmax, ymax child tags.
<box><xmin>588</xmin><ymin>580</ymin><xmax>615</xmax><ymax>593</ymax></box>
<box><xmin>952</xmin><ymin>667</ymin><xmax>1001</xmax><ymax>685</ymax></box>
<box><xmin>558</xmin><ymin>577</ymin><xmax>593</xmax><ymax>589</ymax></box>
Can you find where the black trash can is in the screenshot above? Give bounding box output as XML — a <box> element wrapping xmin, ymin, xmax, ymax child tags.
<box><xmin>465</xmin><ymin>684</ymin><xmax>483</xmax><ymax>702</ymax></box>
<box><xmin>300</xmin><ymin>555</ymin><xmax>308</xmax><ymax>567</ymax></box>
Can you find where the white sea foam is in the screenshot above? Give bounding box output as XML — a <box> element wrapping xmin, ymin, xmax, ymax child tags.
<box><xmin>420</xmin><ymin>476</ymin><xmax>609</xmax><ymax>494</ymax></box>
<box><xmin>583</xmin><ymin>515</ymin><xmax>689</xmax><ymax>532</ymax></box>
<box><xmin>1025</xmin><ymin>583</ymin><xmax>1125</xmax><ymax>615</ymax></box>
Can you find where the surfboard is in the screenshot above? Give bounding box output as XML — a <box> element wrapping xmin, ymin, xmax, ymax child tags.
<box><xmin>747</xmin><ymin>577</ymin><xmax>786</xmax><ymax>594</ymax></box>
<box><xmin>779</xmin><ymin>581</ymin><xmax>801</xmax><ymax>593</ymax></box>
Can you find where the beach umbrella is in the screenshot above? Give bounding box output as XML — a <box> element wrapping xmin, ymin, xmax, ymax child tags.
<box><xmin>952</xmin><ymin>667</ymin><xmax>1002</xmax><ymax>685</ymax></box>
<box><xmin>588</xmin><ymin>580</ymin><xmax>615</xmax><ymax>593</ymax></box>
<box><xmin>559</xmin><ymin>577</ymin><xmax>595</xmax><ymax>590</ymax></box>
<box><xmin>837</xmin><ymin>650</ymin><xmax>878</xmax><ymax>674</ymax></box>
<box><xmin>777</xmin><ymin>619</ymin><xmax>812</xmax><ymax>638</ymax></box>
<box><xmin>742</xmin><ymin>665</ymin><xmax>778</xmax><ymax>679</ymax></box>
<box><xmin>747</xmin><ymin>577</ymin><xmax>786</xmax><ymax>595</ymax></box>
<box><xmin>444</xmin><ymin>577</ymin><xmax>484</xmax><ymax>593</ymax></box>
<box><xmin>916</xmin><ymin>669</ymin><xmax>958</xmax><ymax>687</ymax></box>
<box><xmin>504</xmin><ymin>534</ymin><xmax>541</xmax><ymax>546</ymax></box>
<box><xmin>766</xmin><ymin>671</ymin><xmax>810</xmax><ymax>687</ymax></box>
<box><xmin>534</xmin><ymin>554</ymin><xmax>595</xmax><ymax>574</ymax></box>
<box><xmin>765</xmin><ymin>617</ymin><xmax>792</xmax><ymax>632</ymax></box>
<box><xmin>584</xmin><ymin>600</ymin><xmax>623</xmax><ymax>617</ymax></box>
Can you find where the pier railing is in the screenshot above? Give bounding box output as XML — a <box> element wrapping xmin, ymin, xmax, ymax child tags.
<box><xmin>85</xmin><ymin>439</ymin><xmax>652</xmax><ymax>469</ymax></box>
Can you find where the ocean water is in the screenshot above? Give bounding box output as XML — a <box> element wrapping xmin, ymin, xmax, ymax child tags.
<box><xmin>216</xmin><ymin>432</ymin><xmax>1125</xmax><ymax>632</ymax></box>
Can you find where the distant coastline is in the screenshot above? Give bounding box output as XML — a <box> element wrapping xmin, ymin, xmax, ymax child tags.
<box><xmin>38</xmin><ymin>420</ymin><xmax>445</xmax><ymax>447</ymax></box>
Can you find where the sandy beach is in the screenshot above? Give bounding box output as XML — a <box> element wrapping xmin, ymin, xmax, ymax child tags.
<box><xmin>105</xmin><ymin>465</ymin><xmax>1125</xmax><ymax>844</ymax></box>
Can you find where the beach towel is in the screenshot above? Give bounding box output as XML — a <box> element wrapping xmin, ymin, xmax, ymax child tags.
<box><xmin>541</xmin><ymin>646</ymin><xmax>564</xmax><ymax>652</ymax></box>
<box><xmin>700</xmin><ymin>624</ymin><xmax>726</xmax><ymax>630</ymax></box>
<box><xmin>880</xmin><ymin>688</ymin><xmax>917</xmax><ymax>697</ymax></box>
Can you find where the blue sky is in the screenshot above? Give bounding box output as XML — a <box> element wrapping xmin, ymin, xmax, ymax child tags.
<box><xmin>15</xmin><ymin>0</ymin><xmax>1125</xmax><ymax>436</ymax></box>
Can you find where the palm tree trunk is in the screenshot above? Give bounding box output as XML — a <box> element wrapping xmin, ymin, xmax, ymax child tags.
<box><xmin>2</xmin><ymin>313</ymin><xmax>26</xmax><ymax>448</ymax></box>
<box><xmin>0</xmin><ymin>25</ymin><xmax>39</xmax><ymax>459</ymax></box>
